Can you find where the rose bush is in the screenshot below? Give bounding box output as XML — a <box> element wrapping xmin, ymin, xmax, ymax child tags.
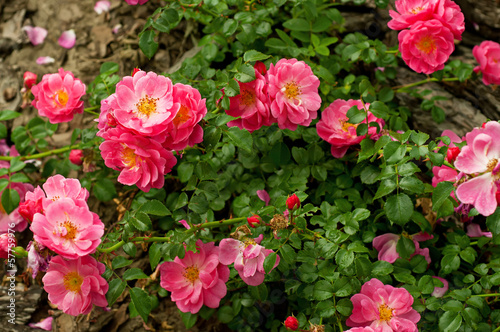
<box><xmin>3</xmin><ymin>0</ymin><xmax>500</xmax><ymax>331</ymax></box>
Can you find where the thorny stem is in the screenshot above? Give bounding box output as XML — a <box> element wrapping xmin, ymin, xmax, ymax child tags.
<box><xmin>0</xmin><ymin>144</ymin><xmax>82</xmax><ymax>161</ymax></box>
<box><xmin>393</xmin><ymin>77</ymin><xmax>460</xmax><ymax>92</ymax></box>
<box><xmin>84</xmin><ymin>105</ymin><xmax>100</xmax><ymax>116</ymax></box>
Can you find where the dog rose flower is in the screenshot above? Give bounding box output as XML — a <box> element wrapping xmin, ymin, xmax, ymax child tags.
<box><xmin>455</xmin><ymin>121</ymin><xmax>500</xmax><ymax>216</ymax></box>
<box><xmin>42</xmin><ymin>255</ymin><xmax>108</xmax><ymax>316</ymax></box>
<box><xmin>344</xmin><ymin>328</ymin><xmax>376</xmax><ymax>332</ymax></box>
<box><xmin>0</xmin><ymin>233</ymin><xmax>15</xmax><ymax>259</ymax></box>
<box><xmin>388</xmin><ymin>0</ymin><xmax>436</xmax><ymax>30</ymax></box>
<box><xmin>398</xmin><ymin>19</ymin><xmax>455</xmax><ymax>74</ymax></box>
<box><xmin>226</xmin><ymin>64</ymin><xmax>273</xmax><ymax>132</ymax></box>
<box><xmin>31</xmin><ymin>68</ymin><xmax>86</xmax><ymax>123</ymax></box>
<box><xmin>346</xmin><ymin>278</ymin><xmax>420</xmax><ymax>331</ymax></box>
<box><xmin>316</xmin><ymin>99</ymin><xmax>385</xmax><ymax>158</ymax></box>
<box><xmin>433</xmin><ymin>0</ymin><xmax>465</xmax><ymax>40</ymax></box>
<box><xmin>473</xmin><ymin>41</ymin><xmax>500</xmax><ymax>85</ymax></box>
<box><xmin>267</xmin><ymin>58</ymin><xmax>321</xmax><ymax>130</ymax></box>
<box><xmin>161</xmin><ymin>83</ymin><xmax>207</xmax><ymax>151</ymax></box>
<box><xmin>99</xmin><ymin>128</ymin><xmax>177</xmax><ymax>192</ymax></box>
<box><xmin>31</xmin><ymin>198</ymin><xmax>104</xmax><ymax>259</ymax></box>
<box><xmin>159</xmin><ymin>240</ymin><xmax>229</xmax><ymax>314</ymax></box>
<box><xmin>373</xmin><ymin>232</ymin><xmax>433</xmax><ymax>264</ymax></box>
<box><xmin>0</xmin><ymin>181</ymin><xmax>34</xmax><ymax>234</ymax></box>
<box><xmin>219</xmin><ymin>234</ymin><xmax>280</xmax><ymax>286</ymax></box>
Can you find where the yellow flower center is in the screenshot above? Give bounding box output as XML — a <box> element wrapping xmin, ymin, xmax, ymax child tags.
<box><xmin>183</xmin><ymin>266</ymin><xmax>200</xmax><ymax>283</ymax></box>
<box><xmin>173</xmin><ymin>104</ymin><xmax>191</xmax><ymax>126</ymax></box>
<box><xmin>243</xmin><ymin>238</ymin><xmax>257</xmax><ymax>248</ymax></box>
<box><xmin>56</xmin><ymin>90</ymin><xmax>69</xmax><ymax>106</ymax></box>
<box><xmin>240</xmin><ymin>89</ymin><xmax>255</xmax><ymax>106</ymax></box>
<box><xmin>135</xmin><ymin>95</ymin><xmax>158</xmax><ymax>117</ymax></box>
<box><xmin>487</xmin><ymin>159</ymin><xmax>498</xmax><ymax>172</ymax></box>
<box><xmin>340</xmin><ymin>120</ymin><xmax>358</xmax><ymax>133</ymax></box>
<box><xmin>401</xmin><ymin>231</ymin><xmax>413</xmax><ymax>240</ymax></box>
<box><xmin>416</xmin><ymin>35</ymin><xmax>436</xmax><ymax>55</ymax></box>
<box><xmin>410</xmin><ymin>6</ymin><xmax>424</xmax><ymax>14</ymax></box>
<box><xmin>283</xmin><ymin>81</ymin><xmax>301</xmax><ymax>100</ymax></box>
<box><xmin>63</xmin><ymin>271</ymin><xmax>84</xmax><ymax>292</ymax></box>
<box><xmin>121</xmin><ymin>146</ymin><xmax>138</xmax><ymax>168</ymax></box>
<box><xmin>59</xmin><ymin>220</ymin><xmax>78</xmax><ymax>240</ymax></box>
<box><xmin>379</xmin><ymin>304</ymin><xmax>393</xmax><ymax>322</ymax></box>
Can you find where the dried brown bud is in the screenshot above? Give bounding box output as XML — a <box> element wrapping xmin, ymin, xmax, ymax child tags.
<box><xmin>230</xmin><ymin>225</ymin><xmax>252</xmax><ymax>240</ymax></box>
<box><xmin>270</xmin><ymin>214</ymin><xmax>289</xmax><ymax>231</ymax></box>
<box><xmin>309</xmin><ymin>324</ymin><xmax>325</xmax><ymax>332</ymax></box>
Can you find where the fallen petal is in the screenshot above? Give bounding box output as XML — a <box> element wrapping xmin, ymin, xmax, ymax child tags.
<box><xmin>22</xmin><ymin>26</ymin><xmax>48</xmax><ymax>46</ymax></box>
<box><xmin>58</xmin><ymin>29</ymin><xmax>76</xmax><ymax>49</ymax></box>
<box><xmin>29</xmin><ymin>316</ymin><xmax>53</xmax><ymax>330</ymax></box>
<box><xmin>94</xmin><ymin>0</ymin><xmax>111</xmax><ymax>14</ymax></box>
<box><xmin>36</xmin><ymin>56</ymin><xmax>55</xmax><ymax>65</ymax></box>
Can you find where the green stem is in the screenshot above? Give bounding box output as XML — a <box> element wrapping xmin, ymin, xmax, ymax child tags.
<box><xmin>493</xmin><ymin>326</ymin><xmax>500</xmax><ymax>332</ymax></box>
<box><xmin>98</xmin><ymin>236</ymin><xmax>171</xmax><ymax>253</ymax></box>
<box><xmin>394</xmin><ymin>77</ymin><xmax>460</xmax><ymax>92</ymax></box>
<box><xmin>184</xmin><ymin>217</ymin><xmax>247</xmax><ymax>235</ymax></box>
<box><xmin>84</xmin><ymin>105</ymin><xmax>99</xmax><ymax>115</ymax></box>
<box><xmin>0</xmin><ymin>144</ymin><xmax>82</xmax><ymax>161</ymax></box>
<box><xmin>470</xmin><ymin>293</ymin><xmax>500</xmax><ymax>297</ymax></box>
<box><xmin>385</xmin><ymin>50</ymin><xmax>399</xmax><ymax>54</ymax></box>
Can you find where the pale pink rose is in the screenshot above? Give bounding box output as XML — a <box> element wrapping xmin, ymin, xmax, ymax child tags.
<box><xmin>161</xmin><ymin>83</ymin><xmax>207</xmax><ymax>151</ymax></box>
<box><xmin>455</xmin><ymin>121</ymin><xmax>500</xmax><ymax>216</ymax></box>
<box><xmin>431</xmin><ymin>165</ymin><xmax>458</xmax><ymax>201</ymax></box>
<box><xmin>0</xmin><ymin>233</ymin><xmax>14</xmax><ymax>259</ymax></box>
<box><xmin>398</xmin><ymin>20</ymin><xmax>455</xmax><ymax>74</ymax></box>
<box><xmin>36</xmin><ymin>56</ymin><xmax>55</xmax><ymax>65</ymax></box>
<box><xmin>31</xmin><ymin>68</ymin><xmax>86</xmax><ymax>123</ymax></box>
<box><xmin>109</xmin><ymin>71</ymin><xmax>175</xmax><ymax>136</ymax></box>
<box><xmin>466</xmin><ymin>223</ymin><xmax>492</xmax><ymax>238</ymax></box>
<box><xmin>96</xmin><ymin>94</ymin><xmax>118</xmax><ymax>137</ymax></box>
<box><xmin>99</xmin><ymin>127</ymin><xmax>177</xmax><ymax>192</ymax></box>
<box><xmin>58</xmin><ymin>30</ymin><xmax>76</xmax><ymax>49</ymax></box>
<box><xmin>267</xmin><ymin>58</ymin><xmax>321</xmax><ymax>130</ymax></box>
<box><xmin>316</xmin><ymin>99</ymin><xmax>384</xmax><ymax>158</ymax></box>
<box><xmin>0</xmin><ymin>182</ymin><xmax>34</xmax><ymax>234</ymax></box>
<box><xmin>433</xmin><ymin>0</ymin><xmax>465</xmax><ymax>40</ymax></box>
<box><xmin>346</xmin><ymin>278</ymin><xmax>420</xmax><ymax>331</ymax></box>
<box><xmin>22</xmin><ymin>26</ymin><xmax>48</xmax><ymax>45</ymax></box>
<box><xmin>42</xmin><ymin>255</ymin><xmax>108</xmax><ymax>316</ymax></box>
<box><xmin>159</xmin><ymin>240</ymin><xmax>229</xmax><ymax>314</ymax></box>
<box><xmin>473</xmin><ymin>41</ymin><xmax>500</xmax><ymax>86</ymax></box>
<box><xmin>219</xmin><ymin>234</ymin><xmax>280</xmax><ymax>286</ymax></box>
<box><xmin>345</xmin><ymin>328</ymin><xmax>376</xmax><ymax>332</ymax></box>
<box><xmin>256</xmin><ymin>190</ymin><xmax>270</xmax><ymax>206</ymax></box>
<box><xmin>124</xmin><ymin>0</ymin><xmax>149</xmax><ymax>4</ymax></box>
<box><xmin>431</xmin><ymin>276</ymin><xmax>449</xmax><ymax>298</ymax></box>
<box><xmin>29</xmin><ymin>316</ymin><xmax>53</xmax><ymax>330</ymax></box>
<box><xmin>40</xmin><ymin>174</ymin><xmax>89</xmax><ymax>209</ymax></box>
<box><xmin>373</xmin><ymin>232</ymin><xmax>433</xmax><ymax>264</ymax></box>
<box><xmin>94</xmin><ymin>0</ymin><xmax>111</xmax><ymax>14</ymax></box>
<box><xmin>388</xmin><ymin>0</ymin><xmax>437</xmax><ymax>30</ymax></box>
<box><xmin>31</xmin><ymin>198</ymin><xmax>104</xmax><ymax>259</ymax></box>
<box><xmin>26</xmin><ymin>240</ymin><xmax>51</xmax><ymax>278</ymax></box>
<box><xmin>226</xmin><ymin>65</ymin><xmax>274</xmax><ymax>133</ymax></box>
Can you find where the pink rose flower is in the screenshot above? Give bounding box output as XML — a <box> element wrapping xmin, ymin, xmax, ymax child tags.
<box><xmin>431</xmin><ymin>165</ymin><xmax>458</xmax><ymax>201</ymax></box>
<box><xmin>27</xmin><ymin>240</ymin><xmax>51</xmax><ymax>278</ymax></box>
<box><xmin>99</xmin><ymin>128</ymin><xmax>177</xmax><ymax>192</ymax></box>
<box><xmin>23</xmin><ymin>71</ymin><xmax>37</xmax><ymax>90</ymax></box>
<box><xmin>161</xmin><ymin>83</ymin><xmax>207</xmax><ymax>151</ymax></box>
<box><xmin>466</xmin><ymin>223</ymin><xmax>492</xmax><ymax>238</ymax></box>
<box><xmin>388</xmin><ymin>0</ymin><xmax>436</xmax><ymax>30</ymax></box>
<box><xmin>31</xmin><ymin>198</ymin><xmax>104</xmax><ymax>259</ymax></box>
<box><xmin>267</xmin><ymin>58</ymin><xmax>321</xmax><ymax>130</ymax></box>
<box><xmin>159</xmin><ymin>240</ymin><xmax>229</xmax><ymax>314</ymax></box>
<box><xmin>219</xmin><ymin>234</ymin><xmax>280</xmax><ymax>286</ymax></box>
<box><xmin>473</xmin><ymin>41</ymin><xmax>500</xmax><ymax>86</ymax></box>
<box><xmin>455</xmin><ymin>121</ymin><xmax>500</xmax><ymax>216</ymax></box>
<box><xmin>316</xmin><ymin>99</ymin><xmax>385</xmax><ymax>158</ymax></box>
<box><xmin>109</xmin><ymin>71</ymin><xmax>175</xmax><ymax>136</ymax></box>
<box><xmin>58</xmin><ymin>30</ymin><xmax>76</xmax><ymax>49</ymax></box>
<box><xmin>373</xmin><ymin>232</ymin><xmax>433</xmax><ymax>264</ymax></box>
<box><xmin>41</xmin><ymin>174</ymin><xmax>89</xmax><ymax>207</ymax></box>
<box><xmin>226</xmin><ymin>65</ymin><xmax>274</xmax><ymax>132</ymax></box>
<box><xmin>22</xmin><ymin>26</ymin><xmax>48</xmax><ymax>45</ymax></box>
<box><xmin>345</xmin><ymin>328</ymin><xmax>376</xmax><ymax>332</ymax></box>
<box><xmin>42</xmin><ymin>255</ymin><xmax>108</xmax><ymax>316</ymax></box>
<box><xmin>96</xmin><ymin>94</ymin><xmax>118</xmax><ymax>137</ymax></box>
<box><xmin>398</xmin><ymin>19</ymin><xmax>455</xmax><ymax>74</ymax></box>
<box><xmin>29</xmin><ymin>316</ymin><xmax>53</xmax><ymax>330</ymax></box>
<box><xmin>346</xmin><ymin>278</ymin><xmax>420</xmax><ymax>331</ymax></box>
<box><xmin>433</xmin><ymin>0</ymin><xmax>465</xmax><ymax>40</ymax></box>
<box><xmin>0</xmin><ymin>181</ymin><xmax>34</xmax><ymax>234</ymax></box>
<box><xmin>31</xmin><ymin>68</ymin><xmax>86</xmax><ymax>123</ymax></box>
<box><xmin>124</xmin><ymin>0</ymin><xmax>149</xmax><ymax>4</ymax></box>
<box><xmin>0</xmin><ymin>233</ymin><xmax>15</xmax><ymax>259</ymax></box>
<box><xmin>431</xmin><ymin>276</ymin><xmax>449</xmax><ymax>298</ymax></box>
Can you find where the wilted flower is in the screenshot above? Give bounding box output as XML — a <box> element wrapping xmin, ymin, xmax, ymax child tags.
<box><xmin>473</xmin><ymin>41</ymin><xmax>500</xmax><ymax>86</ymax></box>
<box><xmin>26</xmin><ymin>241</ymin><xmax>51</xmax><ymax>278</ymax></box>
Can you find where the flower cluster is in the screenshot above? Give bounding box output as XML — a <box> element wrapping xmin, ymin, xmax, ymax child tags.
<box><xmin>98</xmin><ymin>70</ymin><xmax>207</xmax><ymax>192</ymax></box>
<box><xmin>31</xmin><ymin>68</ymin><xmax>86</xmax><ymax>123</ymax></box>
<box><xmin>389</xmin><ymin>0</ymin><xmax>464</xmax><ymax>74</ymax></box>
<box><xmin>316</xmin><ymin>99</ymin><xmax>385</xmax><ymax>158</ymax></box>
<box><xmin>22</xmin><ymin>175</ymin><xmax>107</xmax><ymax>315</ymax></box>
<box><xmin>226</xmin><ymin>59</ymin><xmax>321</xmax><ymax>132</ymax></box>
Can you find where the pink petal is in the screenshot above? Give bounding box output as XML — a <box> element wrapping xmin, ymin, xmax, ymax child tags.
<box><xmin>466</xmin><ymin>223</ymin><xmax>492</xmax><ymax>238</ymax></box>
<box><xmin>112</xmin><ymin>24</ymin><xmax>122</xmax><ymax>34</ymax></box>
<box><xmin>29</xmin><ymin>316</ymin><xmax>53</xmax><ymax>330</ymax></box>
<box><xmin>58</xmin><ymin>30</ymin><xmax>76</xmax><ymax>49</ymax></box>
<box><xmin>256</xmin><ymin>190</ymin><xmax>270</xmax><ymax>206</ymax></box>
<box><xmin>456</xmin><ymin>173</ymin><xmax>497</xmax><ymax>216</ymax></box>
<box><xmin>22</xmin><ymin>26</ymin><xmax>48</xmax><ymax>45</ymax></box>
<box><xmin>94</xmin><ymin>0</ymin><xmax>111</xmax><ymax>14</ymax></box>
<box><xmin>178</xmin><ymin>219</ymin><xmax>190</xmax><ymax>229</ymax></box>
<box><xmin>36</xmin><ymin>56</ymin><xmax>55</xmax><ymax>65</ymax></box>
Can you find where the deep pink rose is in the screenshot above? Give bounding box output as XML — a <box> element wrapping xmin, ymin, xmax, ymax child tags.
<box><xmin>316</xmin><ymin>99</ymin><xmax>384</xmax><ymax>158</ymax></box>
<box><xmin>42</xmin><ymin>255</ymin><xmax>108</xmax><ymax>316</ymax></box>
<box><xmin>31</xmin><ymin>68</ymin><xmax>86</xmax><ymax>123</ymax></box>
<box><xmin>69</xmin><ymin>149</ymin><xmax>84</xmax><ymax>165</ymax></box>
<box><xmin>388</xmin><ymin>0</ymin><xmax>437</xmax><ymax>30</ymax></box>
<box><xmin>473</xmin><ymin>41</ymin><xmax>500</xmax><ymax>85</ymax></box>
<box><xmin>99</xmin><ymin>127</ymin><xmax>177</xmax><ymax>192</ymax></box>
<box><xmin>124</xmin><ymin>0</ymin><xmax>148</xmax><ymax>4</ymax></box>
<box><xmin>267</xmin><ymin>58</ymin><xmax>321</xmax><ymax>130</ymax></box>
<box><xmin>346</xmin><ymin>278</ymin><xmax>420</xmax><ymax>331</ymax></box>
<box><xmin>433</xmin><ymin>0</ymin><xmax>465</xmax><ymax>40</ymax></box>
<box><xmin>0</xmin><ymin>233</ymin><xmax>15</xmax><ymax>259</ymax></box>
<box><xmin>398</xmin><ymin>20</ymin><xmax>455</xmax><ymax>74</ymax></box>
<box><xmin>159</xmin><ymin>240</ymin><xmax>229</xmax><ymax>314</ymax></box>
<box><xmin>0</xmin><ymin>181</ymin><xmax>34</xmax><ymax>234</ymax></box>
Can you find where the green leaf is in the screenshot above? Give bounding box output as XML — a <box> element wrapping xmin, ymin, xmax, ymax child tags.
<box><xmin>316</xmin><ymin>300</ymin><xmax>335</xmax><ymax>318</ymax></box>
<box><xmin>378</xmin><ymin>87</ymin><xmax>394</xmax><ymax>102</ymax></box>
<box><xmin>384</xmin><ymin>141</ymin><xmax>406</xmax><ymax>164</ymax></box>
<box><xmin>106</xmin><ymin>279</ymin><xmax>126</xmax><ymax>306</ymax></box>
<box><xmin>139</xmin><ymin>30</ymin><xmax>158</xmax><ymax>59</ymax></box>
<box><xmin>149</xmin><ymin>242</ymin><xmax>164</xmax><ymax>270</ymax></box>
<box><xmin>224</xmin><ymin>79</ymin><xmax>240</xmax><ymax>97</ymax></box>
<box><xmin>335</xmin><ymin>249</ymin><xmax>354</xmax><ymax>269</ymax></box>
<box><xmin>177</xmin><ymin>162</ymin><xmax>195</xmax><ymax>183</ymax></box>
<box><xmin>313</xmin><ymin>280</ymin><xmax>334</xmax><ymax>301</ymax></box>
<box><xmin>263</xmin><ymin>252</ymin><xmax>277</xmax><ymax>274</ymax></box>
<box><xmin>9</xmin><ymin>173</ymin><xmax>29</xmax><ymax>183</ymax></box>
<box><xmin>195</xmin><ymin>161</ymin><xmax>217</xmax><ymax>180</ymax></box>
<box><xmin>93</xmin><ymin>178</ymin><xmax>117</xmax><ymax>201</ymax></box>
<box><xmin>222</xmin><ymin>19</ymin><xmax>238</xmax><ymax>37</ymax></box>
<box><xmin>226</xmin><ymin>127</ymin><xmax>253</xmax><ymax>153</ymax></box>
<box><xmin>396</xmin><ymin>236</ymin><xmax>415</xmax><ymax>259</ymax></box>
<box><xmin>372</xmin><ymin>261</ymin><xmax>393</xmax><ymax>276</ymax></box>
<box><xmin>123</xmin><ymin>268</ymin><xmax>149</xmax><ymax>281</ymax></box>
<box><xmin>130</xmin><ymin>287</ymin><xmax>152</xmax><ymax>322</ymax></box>
<box><xmin>189</xmin><ymin>194</ymin><xmax>209</xmax><ymax>214</ymax></box>
<box><xmin>139</xmin><ymin>199</ymin><xmax>170</xmax><ymax>216</ymax></box>
<box><xmin>179</xmin><ymin>311</ymin><xmax>197</xmax><ymax>329</ymax></box>
<box><xmin>112</xmin><ymin>256</ymin><xmax>133</xmax><ymax>269</ymax></box>
<box><xmin>202</xmin><ymin>43</ymin><xmax>218</xmax><ymax>61</ymax></box>
<box><xmin>439</xmin><ymin>311</ymin><xmax>462</xmax><ymax>332</ymax></box>
<box><xmin>235</xmin><ymin>63</ymin><xmax>256</xmax><ymax>83</ymax></box>
<box><xmin>441</xmin><ymin>254</ymin><xmax>460</xmax><ymax>274</ymax></box>
<box><xmin>283</xmin><ymin>18</ymin><xmax>310</xmax><ymax>31</ymax></box>
<box><xmin>336</xmin><ymin>298</ymin><xmax>353</xmax><ymax>316</ymax></box>
<box><xmin>385</xmin><ymin>194</ymin><xmax>413</xmax><ymax>226</ymax></box>
<box><xmin>373</xmin><ymin>178</ymin><xmax>396</xmax><ymax>199</ymax></box>
<box><xmin>270</xmin><ymin>142</ymin><xmax>291</xmax><ymax>166</ymax></box>
<box><xmin>217</xmin><ymin>306</ymin><xmax>235</xmax><ymax>324</ymax></box>
<box><xmin>432</xmin><ymin>181</ymin><xmax>454</xmax><ymax>212</ymax></box>
<box><xmin>130</xmin><ymin>212</ymin><xmax>152</xmax><ymax>231</ymax></box>
<box><xmin>399</xmin><ymin>176</ymin><xmax>425</xmax><ymax>194</ymax></box>
<box><xmin>9</xmin><ymin>157</ymin><xmax>26</xmax><ymax>172</ymax></box>
<box><xmin>243</xmin><ymin>50</ymin><xmax>271</xmax><ymax>62</ymax></box>
<box><xmin>1</xmin><ymin>188</ymin><xmax>20</xmax><ymax>214</ymax></box>
<box><xmin>100</xmin><ymin>62</ymin><xmax>119</xmax><ymax>74</ymax></box>
<box><xmin>0</xmin><ymin>110</ymin><xmax>21</xmax><ymax>121</ymax></box>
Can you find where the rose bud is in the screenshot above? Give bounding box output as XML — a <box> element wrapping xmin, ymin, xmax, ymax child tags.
<box><xmin>247</xmin><ymin>215</ymin><xmax>261</xmax><ymax>228</ymax></box>
<box><xmin>284</xmin><ymin>316</ymin><xmax>299</xmax><ymax>331</ymax></box>
<box><xmin>286</xmin><ymin>193</ymin><xmax>300</xmax><ymax>210</ymax></box>
<box><xmin>69</xmin><ymin>149</ymin><xmax>84</xmax><ymax>165</ymax></box>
